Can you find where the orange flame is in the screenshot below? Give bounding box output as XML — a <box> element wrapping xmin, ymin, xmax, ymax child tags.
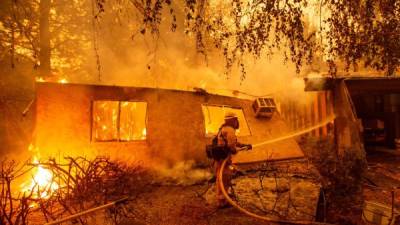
<box><xmin>58</xmin><ymin>78</ymin><xmax>68</xmax><ymax>84</ymax></box>
<box><xmin>35</xmin><ymin>76</ymin><xmax>45</xmax><ymax>82</ymax></box>
<box><xmin>142</xmin><ymin>128</ymin><xmax>147</xmax><ymax>140</ymax></box>
<box><xmin>20</xmin><ymin>157</ymin><xmax>59</xmax><ymax>200</ymax></box>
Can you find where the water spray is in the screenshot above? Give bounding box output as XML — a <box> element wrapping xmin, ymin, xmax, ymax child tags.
<box><xmin>252</xmin><ymin>114</ymin><xmax>336</xmax><ymax>149</ymax></box>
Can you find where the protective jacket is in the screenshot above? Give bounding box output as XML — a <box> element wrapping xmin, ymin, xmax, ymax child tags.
<box><xmin>217</xmin><ymin>125</ymin><xmax>238</xmax><ymax>156</ymax></box>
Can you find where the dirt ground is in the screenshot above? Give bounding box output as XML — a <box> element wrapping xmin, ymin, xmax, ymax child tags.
<box><xmin>118</xmin><ymin>184</ymin><xmax>268</xmax><ymax>225</ymax></box>
<box><xmin>101</xmin><ymin>157</ymin><xmax>321</xmax><ymax>225</ymax></box>
<box><xmin>28</xmin><ymin>183</ymin><xmax>266</xmax><ymax>225</ymax></box>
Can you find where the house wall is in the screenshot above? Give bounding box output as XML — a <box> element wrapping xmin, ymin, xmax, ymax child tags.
<box><xmin>35</xmin><ymin>83</ymin><xmax>304</xmax><ymax>166</ymax></box>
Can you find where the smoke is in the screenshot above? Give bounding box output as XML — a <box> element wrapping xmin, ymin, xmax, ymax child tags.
<box><xmin>67</xmin><ymin>3</ymin><xmax>314</xmax><ymax>105</ymax></box>
<box><xmin>57</xmin><ymin>3</ymin><xmax>318</xmax><ymax>171</ymax></box>
<box><xmin>151</xmin><ymin>160</ymin><xmax>212</xmax><ymax>185</ymax></box>
<box><xmin>82</xmin><ymin>32</ymin><xmax>314</xmax><ymax>109</ymax></box>
<box><xmin>4</xmin><ymin>2</ymin><xmax>321</xmax><ymax>169</ymax></box>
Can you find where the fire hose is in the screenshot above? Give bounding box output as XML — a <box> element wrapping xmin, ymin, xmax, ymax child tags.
<box><xmin>217</xmin><ymin>115</ymin><xmax>336</xmax><ymax>224</ymax></box>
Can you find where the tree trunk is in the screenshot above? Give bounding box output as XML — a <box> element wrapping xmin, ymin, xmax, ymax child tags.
<box><xmin>39</xmin><ymin>0</ymin><xmax>51</xmax><ymax>77</ymax></box>
<box><xmin>10</xmin><ymin>0</ymin><xmax>16</xmax><ymax>68</ymax></box>
<box><xmin>387</xmin><ymin>59</ymin><xmax>395</xmax><ymax>77</ymax></box>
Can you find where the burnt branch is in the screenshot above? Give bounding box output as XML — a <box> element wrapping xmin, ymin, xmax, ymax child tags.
<box><xmin>0</xmin><ymin>156</ymin><xmax>150</xmax><ymax>225</ymax></box>
<box><xmin>0</xmin><ymin>159</ymin><xmax>36</xmax><ymax>225</ymax></box>
<box><xmin>33</xmin><ymin>156</ymin><xmax>150</xmax><ymax>225</ymax></box>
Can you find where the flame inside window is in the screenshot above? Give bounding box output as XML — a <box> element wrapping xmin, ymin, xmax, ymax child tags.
<box><xmin>92</xmin><ymin>101</ymin><xmax>119</xmax><ymax>141</ymax></box>
<box><xmin>92</xmin><ymin>101</ymin><xmax>147</xmax><ymax>141</ymax></box>
<box><xmin>120</xmin><ymin>102</ymin><xmax>147</xmax><ymax>141</ymax></box>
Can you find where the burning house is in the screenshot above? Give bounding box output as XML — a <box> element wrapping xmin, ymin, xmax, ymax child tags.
<box><xmin>34</xmin><ymin>82</ymin><xmax>307</xmax><ymax>164</ymax></box>
<box><xmin>7</xmin><ymin>75</ymin><xmax>398</xmax><ymax>224</ymax></box>
<box><xmin>1</xmin><ymin>0</ymin><xmax>400</xmax><ymax>223</ymax></box>
<box><xmin>31</xmin><ymin>81</ymin><xmax>325</xmax><ymax>222</ymax></box>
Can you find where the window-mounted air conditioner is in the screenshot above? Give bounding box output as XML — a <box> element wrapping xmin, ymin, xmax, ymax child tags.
<box><xmin>252</xmin><ymin>97</ymin><xmax>276</xmax><ymax>118</ymax></box>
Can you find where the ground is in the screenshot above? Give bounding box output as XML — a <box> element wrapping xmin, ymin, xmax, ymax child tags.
<box><xmin>123</xmin><ymin>150</ymin><xmax>400</xmax><ymax>225</ymax></box>
<box><xmin>28</xmin><ymin>160</ymin><xmax>321</xmax><ymax>225</ymax></box>
<box><xmin>121</xmin><ymin>185</ymin><xmax>265</xmax><ymax>225</ymax></box>
<box><xmin>29</xmin><ymin>184</ymin><xmax>267</xmax><ymax>225</ymax></box>
<box><xmin>118</xmin><ymin>161</ymin><xmax>321</xmax><ymax>225</ymax></box>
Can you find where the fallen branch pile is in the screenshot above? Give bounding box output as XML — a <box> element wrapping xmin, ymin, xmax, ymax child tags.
<box><xmin>0</xmin><ymin>159</ymin><xmax>35</xmax><ymax>225</ymax></box>
<box><xmin>0</xmin><ymin>156</ymin><xmax>150</xmax><ymax>225</ymax></box>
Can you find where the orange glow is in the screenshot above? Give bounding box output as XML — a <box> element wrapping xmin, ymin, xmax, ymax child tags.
<box><xmin>36</xmin><ymin>77</ymin><xmax>45</xmax><ymax>82</ymax></box>
<box><xmin>142</xmin><ymin>128</ymin><xmax>147</xmax><ymax>140</ymax></box>
<box><xmin>20</xmin><ymin>157</ymin><xmax>59</xmax><ymax>200</ymax></box>
<box><xmin>58</xmin><ymin>78</ymin><xmax>68</xmax><ymax>84</ymax></box>
<box><xmin>93</xmin><ymin>101</ymin><xmax>147</xmax><ymax>141</ymax></box>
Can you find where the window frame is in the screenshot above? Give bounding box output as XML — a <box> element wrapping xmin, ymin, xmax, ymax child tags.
<box><xmin>90</xmin><ymin>100</ymin><xmax>148</xmax><ymax>142</ymax></box>
<box><xmin>201</xmin><ymin>104</ymin><xmax>252</xmax><ymax>137</ymax></box>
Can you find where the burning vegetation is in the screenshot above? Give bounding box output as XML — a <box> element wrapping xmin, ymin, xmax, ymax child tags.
<box><xmin>1</xmin><ymin>156</ymin><xmax>150</xmax><ymax>225</ymax></box>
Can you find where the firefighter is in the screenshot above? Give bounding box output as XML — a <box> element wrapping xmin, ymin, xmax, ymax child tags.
<box><xmin>215</xmin><ymin>112</ymin><xmax>252</xmax><ymax>208</ymax></box>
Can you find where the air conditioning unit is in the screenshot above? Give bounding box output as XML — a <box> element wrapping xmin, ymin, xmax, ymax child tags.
<box><xmin>252</xmin><ymin>97</ymin><xmax>276</xmax><ymax>118</ymax></box>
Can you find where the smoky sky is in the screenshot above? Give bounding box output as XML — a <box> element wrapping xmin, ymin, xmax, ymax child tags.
<box><xmin>69</xmin><ymin>2</ymin><xmax>315</xmax><ymax>103</ymax></box>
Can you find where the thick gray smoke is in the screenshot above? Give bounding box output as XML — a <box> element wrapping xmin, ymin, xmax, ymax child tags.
<box><xmin>70</xmin><ymin>3</ymin><xmax>314</xmax><ymax>103</ymax></box>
